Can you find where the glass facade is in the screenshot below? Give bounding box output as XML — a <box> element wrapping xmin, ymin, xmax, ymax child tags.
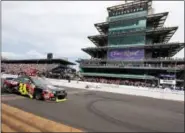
<box><xmin>108</xmin><ymin>34</ymin><xmax>145</xmax><ymax>46</ymax></box>
<box><xmin>108</xmin><ymin>10</ymin><xmax>147</xmax><ymax>22</ymax></box>
<box><xmin>108</xmin><ymin>10</ymin><xmax>147</xmax><ymax>46</ymax></box>
<box><xmin>80</xmin><ymin>2</ymin><xmax>184</xmax><ymax>87</ymax></box>
<box><xmin>109</xmin><ymin>19</ymin><xmax>146</xmax><ymax>32</ymax></box>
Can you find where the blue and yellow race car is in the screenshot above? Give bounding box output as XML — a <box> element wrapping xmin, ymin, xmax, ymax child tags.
<box><xmin>2</xmin><ymin>75</ymin><xmax>67</xmax><ymax>102</ymax></box>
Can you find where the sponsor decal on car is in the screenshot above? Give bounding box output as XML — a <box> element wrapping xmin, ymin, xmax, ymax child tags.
<box><xmin>56</xmin><ymin>98</ymin><xmax>67</xmax><ymax>102</ymax></box>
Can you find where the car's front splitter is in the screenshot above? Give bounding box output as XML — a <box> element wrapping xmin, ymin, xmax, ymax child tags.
<box><xmin>56</xmin><ymin>98</ymin><xmax>67</xmax><ymax>102</ymax></box>
<box><xmin>44</xmin><ymin>97</ymin><xmax>67</xmax><ymax>103</ymax></box>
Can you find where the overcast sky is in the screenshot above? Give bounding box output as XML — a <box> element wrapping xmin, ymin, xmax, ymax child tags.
<box><xmin>2</xmin><ymin>1</ymin><xmax>184</xmax><ymax>68</ymax></box>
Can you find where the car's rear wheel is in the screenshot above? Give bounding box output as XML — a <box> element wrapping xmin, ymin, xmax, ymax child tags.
<box><xmin>2</xmin><ymin>84</ymin><xmax>8</xmax><ymax>93</ymax></box>
<box><xmin>34</xmin><ymin>92</ymin><xmax>42</xmax><ymax>100</ymax></box>
<box><xmin>3</xmin><ymin>84</ymin><xmax>13</xmax><ymax>93</ymax></box>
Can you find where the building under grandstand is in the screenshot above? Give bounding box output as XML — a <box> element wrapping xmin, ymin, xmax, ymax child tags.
<box><xmin>1</xmin><ymin>53</ymin><xmax>76</xmax><ymax>79</ymax></box>
<box><xmin>77</xmin><ymin>0</ymin><xmax>185</xmax><ymax>88</ymax></box>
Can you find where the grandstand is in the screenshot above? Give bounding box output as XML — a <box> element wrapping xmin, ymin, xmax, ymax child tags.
<box><xmin>77</xmin><ymin>0</ymin><xmax>185</xmax><ymax>88</ymax></box>
<box><xmin>1</xmin><ymin>54</ymin><xmax>76</xmax><ymax>79</ymax></box>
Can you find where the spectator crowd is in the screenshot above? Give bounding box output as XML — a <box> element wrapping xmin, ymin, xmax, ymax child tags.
<box><xmin>81</xmin><ymin>61</ymin><xmax>185</xmax><ymax>69</ymax></box>
<box><xmin>81</xmin><ymin>77</ymin><xmax>157</xmax><ymax>88</ymax></box>
<box><xmin>1</xmin><ymin>63</ymin><xmax>184</xmax><ymax>90</ymax></box>
<box><xmin>1</xmin><ymin>63</ymin><xmax>58</xmax><ymax>75</ymax></box>
<box><xmin>81</xmin><ymin>77</ymin><xmax>184</xmax><ymax>90</ymax></box>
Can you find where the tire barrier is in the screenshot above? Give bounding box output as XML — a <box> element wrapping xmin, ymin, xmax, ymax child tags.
<box><xmin>1</xmin><ymin>103</ymin><xmax>83</xmax><ymax>132</ymax></box>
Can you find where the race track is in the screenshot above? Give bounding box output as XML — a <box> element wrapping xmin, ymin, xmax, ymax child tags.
<box><xmin>2</xmin><ymin>85</ymin><xmax>184</xmax><ymax>132</ymax></box>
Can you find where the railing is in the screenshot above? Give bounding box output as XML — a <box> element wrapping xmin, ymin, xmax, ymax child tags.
<box><xmin>78</xmin><ymin>57</ymin><xmax>185</xmax><ymax>62</ymax></box>
<box><xmin>145</xmin><ymin>57</ymin><xmax>185</xmax><ymax>61</ymax></box>
<box><xmin>108</xmin><ymin>27</ymin><xmax>177</xmax><ymax>36</ymax></box>
<box><xmin>145</xmin><ymin>42</ymin><xmax>181</xmax><ymax>45</ymax></box>
<box><xmin>83</xmin><ymin>42</ymin><xmax>183</xmax><ymax>49</ymax></box>
<box><xmin>80</xmin><ymin>64</ymin><xmax>184</xmax><ymax>70</ymax></box>
<box><xmin>147</xmin><ymin>27</ymin><xmax>177</xmax><ymax>31</ymax></box>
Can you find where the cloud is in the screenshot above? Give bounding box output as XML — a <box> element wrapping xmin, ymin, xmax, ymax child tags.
<box><xmin>2</xmin><ymin>50</ymin><xmax>46</xmax><ymax>59</ymax></box>
<box><xmin>2</xmin><ymin>1</ymin><xmax>121</xmax><ymax>62</ymax></box>
<box><xmin>2</xmin><ymin>52</ymin><xmax>22</xmax><ymax>59</ymax></box>
<box><xmin>2</xmin><ymin>1</ymin><xmax>184</xmax><ymax>64</ymax></box>
<box><xmin>26</xmin><ymin>50</ymin><xmax>45</xmax><ymax>58</ymax></box>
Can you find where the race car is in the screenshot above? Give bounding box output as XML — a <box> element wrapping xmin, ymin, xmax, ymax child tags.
<box><xmin>2</xmin><ymin>75</ymin><xmax>67</xmax><ymax>102</ymax></box>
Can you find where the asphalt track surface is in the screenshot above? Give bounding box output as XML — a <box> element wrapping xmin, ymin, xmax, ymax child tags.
<box><xmin>1</xmin><ymin>80</ymin><xmax>184</xmax><ymax>132</ymax></box>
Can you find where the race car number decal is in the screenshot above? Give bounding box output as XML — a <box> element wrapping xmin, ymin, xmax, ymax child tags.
<box><xmin>19</xmin><ymin>83</ymin><xmax>27</xmax><ymax>95</ymax></box>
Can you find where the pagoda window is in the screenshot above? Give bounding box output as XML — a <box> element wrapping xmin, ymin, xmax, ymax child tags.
<box><xmin>108</xmin><ymin>34</ymin><xmax>145</xmax><ymax>46</ymax></box>
<box><xmin>109</xmin><ymin>18</ymin><xmax>147</xmax><ymax>33</ymax></box>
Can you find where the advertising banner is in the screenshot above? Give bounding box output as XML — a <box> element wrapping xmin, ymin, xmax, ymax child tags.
<box><xmin>160</xmin><ymin>74</ymin><xmax>176</xmax><ymax>78</ymax></box>
<box><xmin>107</xmin><ymin>48</ymin><xmax>144</xmax><ymax>60</ymax></box>
<box><xmin>160</xmin><ymin>79</ymin><xmax>176</xmax><ymax>85</ymax></box>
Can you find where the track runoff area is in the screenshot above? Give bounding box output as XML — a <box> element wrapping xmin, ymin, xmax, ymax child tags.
<box><xmin>1</xmin><ymin>79</ymin><xmax>184</xmax><ymax>132</ymax></box>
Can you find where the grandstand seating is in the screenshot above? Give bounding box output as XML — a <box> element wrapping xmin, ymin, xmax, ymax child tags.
<box><xmin>1</xmin><ymin>63</ymin><xmax>76</xmax><ymax>79</ymax></box>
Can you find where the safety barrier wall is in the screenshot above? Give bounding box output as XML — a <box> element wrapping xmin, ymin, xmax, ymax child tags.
<box><xmin>1</xmin><ymin>73</ymin><xmax>18</xmax><ymax>78</ymax></box>
<box><xmin>2</xmin><ymin>74</ymin><xmax>184</xmax><ymax>101</ymax></box>
<box><xmin>47</xmin><ymin>78</ymin><xmax>184</xmax><ymax>101</ymax></box>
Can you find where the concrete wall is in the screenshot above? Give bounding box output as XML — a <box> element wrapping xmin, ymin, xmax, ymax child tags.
<box><xmin>2</xmin><ymin>74</ymin><xmax>184</xmax><ymax>101</ymax></box>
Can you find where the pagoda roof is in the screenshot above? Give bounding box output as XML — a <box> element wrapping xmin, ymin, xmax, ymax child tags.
<box><xmin>146</xmin><ymin>27</ymin><xmax>178</xmax><ymax>43</ymax></box>
<box><xmin>147</xmin><ymin>12</ymin><xmax>168</xmax><ymax>28</ymax></box>
<box><xmin>95</xmin><ymin>12</ymin><xmax>169</xmax><ymax>35</ymax></box>
<box><xmin>94</xmin><ymin>22</ymin><xmax>108</xmax><ymax>35</ymax></box>
<box><xmin>89</xmin><ymin>26</ymin><xmax>178</xmax><ymax>46</ymax></box>
<box><xmin>82</xmin><ymin>42</ymin><xmax>184</xmax><ymax>57</ymax></box>
<box><xmin>107</xmin><ymin>0</ymin><xmax>152</xmax><ymax>13</ymax></box>
<box><xmin>109</xmin><ymin>27</ymin><xmax>178</xmax><ymax>42</ymax></box>
<box><xmin>88</xmin><ymin>34</ymin><xmax>108</xmax><ymax>46</ymax></box>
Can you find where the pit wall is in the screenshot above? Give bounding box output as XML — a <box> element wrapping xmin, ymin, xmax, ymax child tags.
<box><xmin>1</xmin><ymin>74</ymin><xmax>184</xmax><ymax>102</ymax></box>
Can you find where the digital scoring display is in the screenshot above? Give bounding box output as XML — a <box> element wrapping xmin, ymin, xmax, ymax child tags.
<box><xmin>107</xmin><ymin>48</ymin><xmax>145</xmax><ymax>61</ymax></box>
